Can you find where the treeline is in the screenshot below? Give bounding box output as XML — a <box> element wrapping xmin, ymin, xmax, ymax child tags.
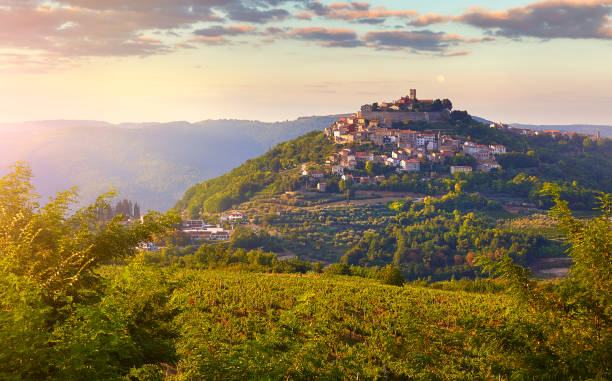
<box><xmin>145</xmin><ymin>240</ymin><xmax>407</xmax><ymax>287</ymax></box>
<box><xmin>95</xmin><ymin>198</ymin><xmax>141</xmax><ymax>220</ymax></box>
<box><xmin>458</xmin><ymin>171</ymin><xmax>604</xmax><ymax>210</ymax></box>
<box><xmin>371</xmin><ymin>98</ymin><xmax>452</xmax><ymax>112</ymax></box>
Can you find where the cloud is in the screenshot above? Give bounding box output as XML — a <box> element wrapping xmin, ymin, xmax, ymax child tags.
<box><xmin>305</xmin><ymin>1</ymin><xmax>417</xmax><ymax>23</ymax></box>
<box><xmin>0</xmin><ymin>0</ymin><xmax>306</xmax><ymax>60</ymax></box>
<box><xmin>0</xmin><ymin>51</ymin><xmax>78</xmax><ymax>73</ymax></box>
<box><xmin>408</xmin><ymin>13</ymin><xmax>454</xmax><ymax>27</ymax></box>
<box><xmin>363</xmin><ymin>30</ymin><xmax>467</xmax><ymax>52</ymax></box>
<box><xmin>295</xmin><ymin>12</ymin><xmax>312</xmax><ymax>20</ymax></box>
<box><xmin>442</xmin><ymin>50</ymin><xmax>471</xmax><ymax>57</ymax></box>
<box><xmin>459</xmin><ymin>0</ymin><xmax>612</xmax><ymax>39</ymax></box>
<box><xmin>1</xmin><ymin>0</ymin><xmax>608</xmax><ymax>70</ymax></box>
<box><xmin>402</xmin><ymin>1</ymin><xmax>612</xmax><ymax>39</ymax></box>
<box><xmin>224</xmin><ymin>4</ymin><xmax>291</xmax><ymax>23</ymax></box>
<box><xmin>188</xmin><ymin>36</ymin><xmax>231</xmax><ymax>45</ymax></box>
<box><xmin>194</xmin><ymin>25</ymin><xmax>257</xmax><ymax>37</ymax></box>
<box><xmin>285</xmin><ymin>27</ymin><xmax>364</xmax><ymax>47</ymax></box>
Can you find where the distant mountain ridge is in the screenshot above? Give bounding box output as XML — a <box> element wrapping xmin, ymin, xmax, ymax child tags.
<box><xmin>509</xmin><ymin>123</ymin><xmax>611</xmax><ymax>137</ymax></box>
<box><xmin>471</xmin><ymin>116</ymin><xmax>612</xmax><ymax>137</ymax></box>
<box><xmin>0</xmin><ymin>116</ymin><xmax>346</xmax><ymax>211</ymax></box>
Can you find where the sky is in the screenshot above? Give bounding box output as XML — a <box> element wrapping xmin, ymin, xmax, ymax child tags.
<box><xmin>0</xmin><ymin>0</ymin><xmax>611</xmax><ymax>125</ymax></box>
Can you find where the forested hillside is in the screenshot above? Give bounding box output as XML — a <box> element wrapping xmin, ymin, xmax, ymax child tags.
<box><xmin>176</xmin><ymin>131</ymin><xmax>335</xmax><ymax>216</ymax></box>
<box><xmin>177</xmin><ymin>117</ymin><xmax>612</xmax><ymax>217</ymax></box>
<box><xmin>172</xmin><ymin>116</ymin><xmax>611</xmax><ymax>280</ymax></box>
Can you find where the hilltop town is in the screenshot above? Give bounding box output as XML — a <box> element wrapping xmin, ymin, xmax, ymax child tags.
<box><xmin>167</xmin><ymin>90</ymin><xmax>606</xmax><ymax>247</ymax></box>
<box><xmin>312</xmin><ymin>89</ymin><xmax>601</xmax><ymax>191</ymax></box>
<box><xmin>315</xmin><ymin>90</ymin><xmax>502</xmax><ymax>188</ymax></box>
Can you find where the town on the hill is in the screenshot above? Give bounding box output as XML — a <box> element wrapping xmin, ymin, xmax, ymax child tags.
<box><xmin>317</xmin><ymin>89</ymin><xmax>600</xmax><ymax>190</ymax></box>
<box><xmin>161</xmin><ymin>90</ymin><xmax>603</xmax><ymax>247</ymax></box>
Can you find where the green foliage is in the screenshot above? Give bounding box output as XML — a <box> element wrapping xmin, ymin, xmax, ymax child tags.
<box><xmin>229</xmin><ymin>225</ymin><xmax>279</xmax><ymax>252</ymax></box>
<box><xmin>450</xmin><ymin>110</ymin><xmax>471</xmax><ymax>124</ymax></box>
<box><xmin>377</xmin><ymin>265</ymin><xmax>405</xmax><ymax>286</ymax></box>
<box><xmin>2</xmin><ymin>165</ymin><xmax>611</xmax><ymax>379</ymax></box>
<box><xmin>0</xmin><ymin>162</ymin><xmax>175</xmax><ymax>298</ymax></box>
<box><xmin>0</xmin><ymin>163</ymin><xmax>177</xmax><ymax>379</ymax></box>
<box><xmin>497</xmin><ymin>151</ymin><xmax>539</xmax><ymax>169</ymax></box>
<box><xmin>176</xmin><ymin>131</ymin><xmax>335</xmax><ymax>215</ymax></box>
<box><xmin>341</xmin><ymin>192</ymin><xmax>560</xmax><ymax>280</ymax></box>
<box><xmin>476</xmin><ymin>187</ymin><xmax>612</xmax><ymax>378</ymax></box>
<box><xmin>327</xmin><ymin>262</ymin><xmax>351</xmax><ymax>275</ymax></box>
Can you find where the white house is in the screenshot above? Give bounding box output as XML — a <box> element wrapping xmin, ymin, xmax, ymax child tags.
<box><xmin>477</xmin><ymin>161</ymin><xmax>501</xmax><ymax>172</ymax></box>
<box><xmin>220</xmin><ymin>211</ymin><xmax>244</xmax><ymax>222</ymax></box>
<box><xmin>489</xmin><ymin>145</ymin><xmax>507</xmax><ymax>155</ymax></box>
<box><xmin>450</xmin><ymin>165</ymin><xmax>473</xmax><ymax>174</ymax></box>
<box><xmin>400</xmin><ymin>159</ymin><xmax>420</xmax><ymax>172</ymax></box>
<box><xmin>416</xmin><ymin>134</ymin><xmax>437</xmax><ymax>148</ymax></box>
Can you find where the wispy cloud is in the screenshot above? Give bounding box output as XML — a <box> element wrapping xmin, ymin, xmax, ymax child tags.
<box><xmin>0</xmin><ymin>0</ymin><xmax>305</xmax><ymax>59</ymax></box>
<box><xmin>363</xmin><ymin>30</ymin><xmax>492</xmax><ymax>54</ymax></box>
<box><xmin>304</xmin><ymin>1</ymin><xmax>418</xmax><ymax>23</ymax></box>
<box><xmin>194</xmin><ymin>25</ymin><xmax>257</xmax><ymax>37</ymax></box>
<box><xmin>284</xmin><ymin>27</ymin><xmax>364</xmax><ymax>47</ymax></box>
<box><xmin>401</xmin><ymin>0</ymin><xmax>612</xmax><ymax>40</ymax></box>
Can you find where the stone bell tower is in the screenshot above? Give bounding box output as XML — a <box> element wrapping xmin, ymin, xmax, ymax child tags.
<box><xmin>409</xmin><ymin>89</ymin><xmax>417</xmax><ymax>101</ymax></box>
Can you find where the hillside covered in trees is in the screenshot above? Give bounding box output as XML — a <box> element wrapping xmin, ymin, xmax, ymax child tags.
<box><xmin>175</xmin><ymin>131</ymin><xmax>336</xmax><ymax>216</ymax></box>
<box><xmin>171</xmin><ymin>113</ymin><xmax>612</xmax><ymax>281</ymax></box>
<box><xmin>177</xmin><ymin>115</ymin><xmax>612</xmax><ymax>218</ymax></box>
<box><xmin>1</xmin><ymin>164</ymin><xmax>610</xmax><ymax>379</ymax></box>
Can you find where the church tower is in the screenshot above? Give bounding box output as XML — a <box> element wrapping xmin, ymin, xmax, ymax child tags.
<box><xmin>410</xmin><ymin>89</ymin><xmax>417</xmax><ymax>101</ymax></box>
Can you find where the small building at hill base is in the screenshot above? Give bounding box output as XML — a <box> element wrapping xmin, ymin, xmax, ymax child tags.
<box><xmin>450</xmin><ymin>166</ymin><xmax>473</xmax><ymax>174</ymax></box>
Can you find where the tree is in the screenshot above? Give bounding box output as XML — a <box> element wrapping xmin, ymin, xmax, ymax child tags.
<box><xmin>431</xmin><ymin>99</ymin><xmax>443</xmax><ymax>111</ymax></box>
<box><xmin>0</xmin><ymin>162</ymin><xmax>177</xmax><ymax>379</ymax></box>
<box><xmin>377</xmin><ymin>265</ymin><xmax>405</xmax><ymax>286</ymax></box>
<box><xmin>450</xmin><ymin>110</ymin><xmax>471</xmax><ymax>124</ymax></box>
<box><xmin>365</xmin><ymin>161</ymin><xmax>374</xmax><ymax>175</ymax></box>
<box><xmin>441</xmin><ymin>98</ymin><xmax>453</xmax><ymax>110</ymax></box>
<box><xmin>327</xmin><ymin>262</ymin><xmax>351</xmax><ymax>275</ymax></box>
<box><xmin>134</xmin><ymin>202</ymin><xmax>141</xmax><ymax>219</ymax></box>
<box><xmin>477</xmin><ymin>185</ymin><xmax>611</xmax><ymax>378</ymax></box>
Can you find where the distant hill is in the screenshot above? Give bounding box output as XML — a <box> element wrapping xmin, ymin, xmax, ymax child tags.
<box><xmin>471</xmin><ymin>116</ymin><xmax>494</xmax><ymax>125</ymax></box>
<box><xmin>472</xmin><ymin>116</ymin><xmax>612</xmax><ymax>137</ymax></box>
<box><xmin>509</xmin><ymin>123</ymin><xmax>612</xmax><ymax>137</ymax></box>
<box><xmin>0</xmin><ymin>116</ymin><xmax>344</xmax><ymax>211</ymax></box>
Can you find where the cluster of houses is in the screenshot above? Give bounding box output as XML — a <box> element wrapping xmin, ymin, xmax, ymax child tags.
<box><xmin>181</xmin><ymin>211</ymin><xmax>245</xmax><ymax>242</ymax></box>
<box><xmin>139</xmin><ymin>211</ymin><xmax>247</xmax><ymax>251</ymax></box>
<box><xmin>319</xmin><ymin>93</ymin><xmax>507</xmax><ymax>187</ymax></box>
<box><xmin>490</xmin><ymin>122</ymin><xmax>601</xmax><ymax>141</ymax></box>
<box><xmin>324</xmin><ymin>90</ymin><xmax>453</xmax><ymax>145</ymax></box>
<box><xmin>320</xmin><ymin>139</ymin><xmax>505</xmax><ymax>177</ymax></box>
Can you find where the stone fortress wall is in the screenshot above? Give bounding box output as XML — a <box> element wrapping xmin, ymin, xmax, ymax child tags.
<box><xmin>360</xmin><ymin>108</ymin><xmax>449</xmax><ymax>123</ymax></box>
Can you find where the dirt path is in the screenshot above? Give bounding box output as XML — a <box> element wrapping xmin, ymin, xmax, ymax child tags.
<box><xmin>308</xmin><ymin>191</ymin><xmax>429</xmax><ymax>209</ymax></box>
